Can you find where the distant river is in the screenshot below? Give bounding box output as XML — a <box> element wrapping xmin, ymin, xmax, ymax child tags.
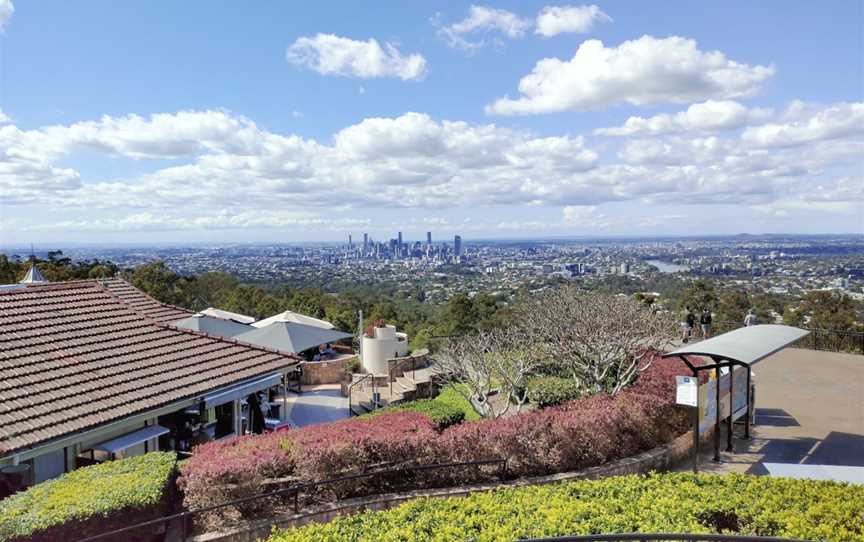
<box><xmin>645</xmin><ymin>259</ymin><xmax>690</xmax><ymax>273</ymax></box>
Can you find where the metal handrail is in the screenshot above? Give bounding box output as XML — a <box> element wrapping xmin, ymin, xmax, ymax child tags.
<box><xmin>708</xmin><ymin>320</ymin><xmax>864</xmax><ymax>354</ymax></box>
<box><xmin>518</xmin><ymin>535</ymin><xmax>812</xmax><ymax>542</ymax></box>
<box><xmin>76</xmin><ymin>458</ymin><xmax>508</xmax><ymax>542</ymax></box>
<box><xmin>347</xmin><ymin>371</ymin><xmax>376</xmax><ymax>416</ymax></box>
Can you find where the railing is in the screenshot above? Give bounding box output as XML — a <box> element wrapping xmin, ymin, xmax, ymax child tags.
<box><xmin>710</xmin><ymin>321</ymin><xmax>864</xmax><ymax>354</ymax></box>
<box><xmin>347</xmin><ymin>371</ymin><xmax>377</xmax><ymax>416</ymax></box>
<box><xmin>76</xmin><ymin>458</ymin><xmax>508</xmax><ymax>542</ymax></box>
<box><xmin>519</xmin><ymin>535</ymin><xmax>811</xmax><ymax>542</ymax></box>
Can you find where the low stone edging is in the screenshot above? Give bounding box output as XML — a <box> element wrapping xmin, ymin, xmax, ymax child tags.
<box><xmin>190</xmin><ymin>428</ymin><xmax>703</xmax><ymax>542</ymax></box>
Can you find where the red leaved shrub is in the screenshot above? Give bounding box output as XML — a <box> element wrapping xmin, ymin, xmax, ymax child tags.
<box><xmin>287</xmin><ymin>411</ymin><xmax>439</xmax><ymax>482</ymax></box>
<box><xmin>179</xmin><ymin>356</ymin><xmax>692</xmax><ymax>527</ymax></box>
<box><xmin>437</xmin><ymin>355</ymin><xmax>691</xmax><ymax>478</ymax></box>
<box><xmin>178</xmin><ymin>432</ymin><xmax>293</xmax><ymax>528</ymax></box>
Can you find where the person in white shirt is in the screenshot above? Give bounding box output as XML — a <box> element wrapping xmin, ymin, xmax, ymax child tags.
<box><xmin>744</xmin><ymin>309</ymin><xmax>759</xmax><ymax>327</ymax></box>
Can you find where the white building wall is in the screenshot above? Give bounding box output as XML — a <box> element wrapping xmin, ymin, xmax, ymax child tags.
<box><xmin>361</xmin><ymin>325</ymin><xmax>409</xmax><ymax>375</ymax></box>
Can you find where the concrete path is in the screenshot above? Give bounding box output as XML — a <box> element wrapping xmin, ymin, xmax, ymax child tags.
<box><xmin>675</xmin><ymin>347</ymin><xmax>864</xmax><ymax>478</ymax></box>
<box><xmin>284</xmin><ymin>385</ymin><xmax>351</xmax><ymax>427</ymax></box>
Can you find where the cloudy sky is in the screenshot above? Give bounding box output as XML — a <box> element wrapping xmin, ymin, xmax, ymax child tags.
<box><xmin>0</xmin><ymin>1</ymin><xmax>861</xmax><ymax>244</ymax></box>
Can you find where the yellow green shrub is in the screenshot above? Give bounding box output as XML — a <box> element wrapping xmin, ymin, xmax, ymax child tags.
<box><xmin>267</xmin><ymin>472</ymin><xmax>864</xmax><ymax>542</ymax></box>
<box><xmin>0</xmin><ymin>452</ymin><xmax>177</xmax><ymax>542</ymax></box>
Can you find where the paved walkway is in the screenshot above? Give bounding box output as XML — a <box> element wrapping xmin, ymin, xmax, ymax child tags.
<box><xmin>676</xmin><ymin>347</ymin><xmax>864</xmax><ymax>476</ymax></box>
<box><xmin>283</xmin><ymin>384</ymin><xmax>351</xmax><ymax>427</ymax></box>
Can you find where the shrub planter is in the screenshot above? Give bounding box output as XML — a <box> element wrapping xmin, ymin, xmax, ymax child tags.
<box><xmin>189</xmin><ymin>428</ymin><xmax>707</xmax><ymax>542</ymax></box>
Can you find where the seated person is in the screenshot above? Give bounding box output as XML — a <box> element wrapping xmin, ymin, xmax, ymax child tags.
<box><xmin>314</xmin><ymin>343</ymin><xmax>337</xmax><ymax>361</ymax></box>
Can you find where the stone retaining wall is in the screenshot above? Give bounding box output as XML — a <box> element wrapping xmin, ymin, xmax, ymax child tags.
<box><xmin>191</xmin><ymin>428</ymin><xmax>706</xmax><ymax>542</ymax></box>
<box><xmin>299</xmin><ymin>357</ymin><xmax>357</xmax><ymax>386</ymax></box>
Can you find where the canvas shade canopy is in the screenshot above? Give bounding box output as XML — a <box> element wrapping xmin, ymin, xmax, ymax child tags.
<box><xmin>199</xmin><ymin>307</ymin><xmax>256</xmax><ymax>324</ymax></box>
<box><xmin>235</xmin><ymin>321</ymin><xmax>352</xmax><ymax>354</ymax></box>
<box><xmin>174</xmin><ymin>314</ymin><xmax>251</xmax><ymax>338</ymax></box>
<box><xmin>92</xmin><ymin>425</ymin><xmax>170</xmax><ymax>455</ymax></box>
<box><xmin>202</xmin><ymin>372</ymin><xmax>283</xmax><ymax>408</ymax></box>
<box><xmin>252</xmin><ymin>310</ymin><xmax>334</xmax><ymax>329</ymax></box>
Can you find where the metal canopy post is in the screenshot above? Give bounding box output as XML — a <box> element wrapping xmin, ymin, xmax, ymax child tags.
<box><xmin>744</xmin><ymin>367</ymin><xmax>752</xmax><ymax>439</ymax></box>
<box><xmin>677</xmin><ymin>354</ymin><xmax>701</xmax><ymax>473</ymax></box>
<box><xmin>726</xmin><ymin>362</ymin><xmax>736</xmax><ymax>452</ymax></box>
<box><xmin>714</xmin><ymin>363</ymin><xmax>721</xmax><ymax>462</ymax></box>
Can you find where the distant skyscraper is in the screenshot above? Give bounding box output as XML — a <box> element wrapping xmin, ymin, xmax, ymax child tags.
<box><xmin>348</xmin><ymin>234</ymin><xmax>353</xmax><ymax>247</ymax></box>
<box><xmin>398</xmin><ymin>231</ymin><xmax>403</xmax><ymax>247</ymax></box>
<box><xmin>454</xmin><ymin>235</ymin><xmax>462</xmax><ymax>256</ymax></box>
<box><xmin>426</xmin><ymin>231</ymin><xmax>432</xmax><ymax>245</ymax></box>
<box><xmin>363</xmin><ymin>233</ymin><xmax>368</xmax><ymax>253</ymax></box>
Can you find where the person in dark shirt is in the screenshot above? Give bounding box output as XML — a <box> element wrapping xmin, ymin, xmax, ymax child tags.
<box><xmin>700</xmin><ymin>308</ymin><xmax>713</xmax><ymax>338</ymax></box>
<box><xmin>682</xmin><ymin>307</ymin><xmax>696</xmax><ymax>343</ymax></box>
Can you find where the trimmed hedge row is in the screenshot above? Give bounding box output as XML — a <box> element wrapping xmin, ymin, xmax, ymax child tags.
<box><xmin>367</xmin><ymin>398</ymin><xmax>466</xmax><ymax>430</ymax></box>
<box><xmin>526</xmin><ymin>376</ymin><xmax>582</xmax><ymax>407</ymax></box>
<box><xmin>0</xmin><ymin>452</ymin><xmax>177</xmax><ymax>542</ymax></box>
<box><xmin>267</xmin><ymin>473</ymin><xmax>864</xmax><ymax>542</ymax></box>
<box><xmin>366</xmin><ymin>384</ymin><xmax>481</xmax><ymax>429</ymax></box>
<box><xmin>179</xmin><ymin>357</ymin><xmax>691</xmax><ymax>528</ymax></box>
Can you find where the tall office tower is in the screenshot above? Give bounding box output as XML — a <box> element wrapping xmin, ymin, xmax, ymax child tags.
<box><xmin>454</xmin><ymin>235</ymin><xmax>462</xmax><ymax>256</ymax></box>
<box><xmin>348</xmin><ymin>234</ymin><xmax>353</xmax><ymax>248</ymax></box>
<box><xmin>363</xmin><ymin>233</ymin><xmax>368</xmax><ymax>254</ymax></box>
<box><xmin>398</xmin><ymin>231</ymin><xmax>403</xmax><ymax>247</ymax></box>
<box><xmin>426</xmin><ymin>231</ymin><xmax>432</xmax><ymax>245</ymax></box>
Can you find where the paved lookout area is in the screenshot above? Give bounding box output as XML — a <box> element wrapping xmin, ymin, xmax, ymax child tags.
<box><xmin>679</xmin><ymin>347</ymin><xmax>864</xmax><ymax>476</ymax></box>
<box><xmin>284</xmin><ymin>385</ymin><xmax>350</xmax><ymax>427</ymax></box>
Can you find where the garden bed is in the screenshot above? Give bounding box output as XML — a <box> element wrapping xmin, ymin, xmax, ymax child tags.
<box><xmin>265</xmin><ymin>472</ymin><xmax>864</xmax><ymax>542</ymax></box>
<box><xmin>178</xmin><ymin>356</ymin><xmax>692</xmax><ymax>532</ymax></box>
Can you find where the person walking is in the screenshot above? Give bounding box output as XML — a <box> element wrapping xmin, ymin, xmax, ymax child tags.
<box><xmin>682</xmin><ymin>306</ymin><xmax>696</xmax><ymax>343</ymax></box>
<box><xmin>744</xmin><ymin>308</ymin><xmax>759</xmax><ymax>327</ymax></box>
<box><xmin>700</xmin><ymin>308</ymin><xmax>713</xmax><ymax>338</ymax></box>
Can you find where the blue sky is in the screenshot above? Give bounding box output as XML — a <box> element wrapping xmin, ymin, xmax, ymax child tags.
<box><xmin>0</xmin><ymin>1</ymin><xmax>861</xmax><ymax>244</ymax></box>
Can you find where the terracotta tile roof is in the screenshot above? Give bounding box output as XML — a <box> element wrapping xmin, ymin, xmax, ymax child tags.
<box><xmin>0</xmin><ymin>280</ymin><xmax>300</xmax><ymax>456</ymax></box>
<box><xmin>100</xmin><ymin>278</ymin><xmax>193</xmax><ymax>323</ymax></box>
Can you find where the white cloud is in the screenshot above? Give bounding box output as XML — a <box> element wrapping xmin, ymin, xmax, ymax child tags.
<box><xmin>436</xmin><ymin>5</ymin><xmax>532</xmax><ymax>51</ymax></box>
<box><xmin>286</xmin><ymin>33</ymin><xmax>426</xmax><ymax>80</ymax></box>
<box><xmin>487</xmin><ymin>35</ymin><xmax>774</xmax><ymax>115</ymax></box>
<box><xmin>536</xmin><ymin>5</ymin><xmax>611</xmax><ymax>37</ymax></box>
<box><xmin>595</xmin><ymin>100</ymin><xmax>772</xmax><ymax>136</ymax></box>
<box><xmin>0</xmin><ymin>109</ymin><xmax>11</xmax><ymax>124</ymax></box>
<box><xmin>1</xmin><ymin>105</ymin><xmax>860</xmax><ymax>233</ymax></box>
<box><xmin>0</xmin><ymin>0</ymin><xmax>13</xmax><ymax>31</ymax></box>
<box><xmin>26</xmin><ymin>211</ymin><xmax>372</xmax><ymax>233</ymax></box>
<box><xmin>741</xmin><ymin>102</ymin><xmax>864</xmax><ymax>148</ymax></box>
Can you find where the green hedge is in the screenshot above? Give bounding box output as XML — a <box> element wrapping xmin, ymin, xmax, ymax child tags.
<box><xmin>368</xmin><ymin>384</ymin><xmax>481</xmax><ymax>429</ymax></box>
<box><xmin>371</xmin><ymin>399</ymin><xmax>465</xmax><ymax>430</ymax></box>
<box><xmin>435</xmin><ymin>384</ymin><xmax>481</xmax><ymax>421</ymax></box>
<box><xmin>0</xmin><ymin>452</ymin><xmax>177</xmax><ymax>542</ymax></box>
<box><xmin>526</xmin><ymin>376</ymin><xmax>582</xmax><ymax>408</ymax></box>
<box><xmin>267</xmin><ymin>473</ymin><xmax>864</xmax><ymax>542</ymax></box>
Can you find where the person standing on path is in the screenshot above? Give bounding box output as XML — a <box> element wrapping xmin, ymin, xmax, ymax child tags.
<box><xmin>744</xmin><ymin>308</ymin><xmax>759</xmax><ymax>327</ymax></box>
<box><xmin>700</xmin><ymin>308</ymin><xmax>713</xmax><ymax>338</ymax></box>
<box><xmin>682</xmin><ymin>307</ymin><xmax>696</xmax><ymax>343</ymax></box>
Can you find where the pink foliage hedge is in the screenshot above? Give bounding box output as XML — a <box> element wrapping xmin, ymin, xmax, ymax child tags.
<box><xmin>178</xmin><ymin>356</ymin><xmax>691</xmax><ymax>524</ymax></box>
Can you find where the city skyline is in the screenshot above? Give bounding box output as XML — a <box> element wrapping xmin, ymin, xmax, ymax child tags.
<box><xmin>0</xmin><ymin>1</ymin><xmax>862</xmax><ymax>244</ymax></box>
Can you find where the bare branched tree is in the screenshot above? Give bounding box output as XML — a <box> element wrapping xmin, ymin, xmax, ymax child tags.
<box><xmin>433</xmin><ymin>327</ymin><xmax>537</xmax><ymax>418</ymax></box>
<box><xmin>513</xmin><ymin>287</ymin><xmax>678</xmax><ymax>395</ymax></box>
